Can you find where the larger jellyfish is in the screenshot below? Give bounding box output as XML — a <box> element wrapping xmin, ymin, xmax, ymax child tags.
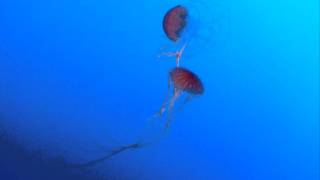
<box><xmin>155</xmin><ymin>67</ymin><xmax>204</xmax><ymax>129</ymax></box>
<box><xmin>68</xmin><ymin>69</ymin><xmax>204</xmax><ymax>169</ymax></box>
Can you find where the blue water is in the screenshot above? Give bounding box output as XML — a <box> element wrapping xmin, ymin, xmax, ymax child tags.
<box><xmin>0</xmin><ymin>0</ymin><xmax>319</xmax><ymax>179</ymax></box>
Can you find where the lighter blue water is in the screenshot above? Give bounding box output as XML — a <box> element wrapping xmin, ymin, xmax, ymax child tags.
<box><xmin>0</xmin><ymin>0</ymin><xmax>319</xmax><ymax>179</ymax></box>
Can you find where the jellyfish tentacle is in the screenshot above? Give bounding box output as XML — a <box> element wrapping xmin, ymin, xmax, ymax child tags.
<box><xmin>174</xmin><ymin>94</ymin><xmax>194</xmax><ymax>114</ymax></box>
<box><xmin>158</xmin><ymin>52</ymin><xmax>177</xmax><ymax>58</ymax></box>
<box><xmin>165</xmin><ymin>88</ymin><xmax>181</xmax><ymax>129</ymax></box>
<box><xmin>70</xmin><ymin>143</ymin><xmax>144</xmax><ymax>169</ymax></box>
<box><xmin>148</xmin><ymin>77</ymin><xmax>172</xmax><ymax>122</ymax></box>
<box><xmin>158</xmin><ymin>77</ymin><xmax>172</xmax><ymax>117</ymax></box>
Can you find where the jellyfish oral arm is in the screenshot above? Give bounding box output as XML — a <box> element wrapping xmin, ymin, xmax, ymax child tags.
<box><xmin>176</xmin><ymin>43</ymin><xmax>188</xmax><ymax>67</ymax></box>
<box><xmin>157</xmin><ymin>43</ymin><xmax>187</xmax><ymax>67</ymax></box>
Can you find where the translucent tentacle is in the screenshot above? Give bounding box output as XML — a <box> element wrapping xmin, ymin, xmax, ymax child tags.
<box><xmin>174</xmin><ymin>94</ymin><xmax>194</xmax><ymax>114</ymax></box>
<box><xmin>165</xmin><ymin>88</ymin><xmax>181</xmax><ymax>129</ymax></box>
<box><xmin>69</xmin><ymin>143</ymin><xmax>144</xmax><ymax>169</ymax></box>
<box><xmin>148</xmin><ymin>76</ymin><xmax>172</xmax><ymax>122</ymax></box>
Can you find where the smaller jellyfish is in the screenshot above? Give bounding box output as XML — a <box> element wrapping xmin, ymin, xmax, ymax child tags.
<box><xmin>162</xmin><ymin>5</ymin><xmax>188</xmax><ymax>42</ymax></box>
<box><xmin>160</xmin><ymin>3</ymin><xmax>217</xmax><ymax>65</ymax></box>
<box><xmin>160</xmin><ymin>5</ymin><xmax>189</xmax><ymax>67</ymax></box>
<box><xmin>154</xmin><ymin>67</ymin><xmax>204</xmax><ymax>129</ymax></box>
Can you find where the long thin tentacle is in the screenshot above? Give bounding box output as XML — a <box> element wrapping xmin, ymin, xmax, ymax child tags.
<box><xmin>149</xmin><ymin>77</ymin><xmax>172</xmax><ymax>121</ymax></box>
<box><xmin>69</xmin><ymin>143</ymin><xmax>143</xmax><ymax>169</ymax></box>
<box><xmin>165</xmin><ymin>88</ymin><xmax>181</xmax><ymax>129</ymax></box>
<box><xmin>173</xmin><ymin>94</ymin><xmax>194</xmax><ymax>114</ymax></box>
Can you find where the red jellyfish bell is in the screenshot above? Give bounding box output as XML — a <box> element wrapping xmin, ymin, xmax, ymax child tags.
<box><xmin>170</xmin><ymin>67</ymin><xmax>204</xmax><ymax>95</ymax></box>
<box><xmin>163</xmin><ymin>5</ymin><xmax>188</xmax><ymax>42</ymax></box>
<box><xmin>153</xmin><ymin>67</ymin><xmax>204</xmax><ymax>129</ymax></box>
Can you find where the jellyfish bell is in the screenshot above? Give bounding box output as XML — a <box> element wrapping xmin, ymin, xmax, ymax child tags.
<box><xmin>170</xmin><ymin>67</ymin><xmax>204</xmax><ymax>95</ymax></box>
<box><xmin>162</xmin><ymin>2</ymin><xmax>216</xmax><ymax>45</ymax></box>
<box><xmin>162</xmin><ymin>5</ymin><xmax>188</xmax><ymax>43</ymax></box>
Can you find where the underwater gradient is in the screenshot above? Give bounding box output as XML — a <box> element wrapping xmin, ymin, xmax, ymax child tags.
<box><xmin>0</xmin><ymin>0</ymin><xmax>319</xmax><ymax>179</ymax></box>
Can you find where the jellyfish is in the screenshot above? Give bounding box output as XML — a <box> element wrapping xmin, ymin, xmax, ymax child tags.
<box><xmin>154</xmin><ymin>67</ymin><xmax>204</xmax><ymax>129</ymax></box>
<box><xmin>67</xmin><ymin>69</ymin><xmax>203</xmax><ymax>168</ymax></box>
<box><xmin>160</xmin><ymin>3</ymin><xmax>217</xmax><ymax>65</ymax></box>
<box><xmin>160</xmin><ymin>5</ymin><xmax>189</xmax><ymax>66</ymax></box>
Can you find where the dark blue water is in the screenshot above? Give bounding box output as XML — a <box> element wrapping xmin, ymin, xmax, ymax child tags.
<box><xmin>0</xmin><ymin>0</ymin><xmax>319</xmax><ymax>179</ymax></box>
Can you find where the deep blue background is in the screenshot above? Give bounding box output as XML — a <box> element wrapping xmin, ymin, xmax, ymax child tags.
<box><xmin>0</xmin><ymin>0</ymin><xmax>319</xmax><ymax>179</ymax></box>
